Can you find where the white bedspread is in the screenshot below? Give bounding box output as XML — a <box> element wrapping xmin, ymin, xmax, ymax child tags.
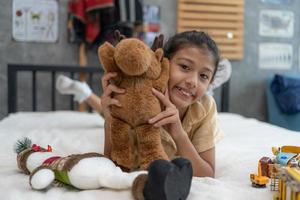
<box><xmin>0</xmin><ymin>111</ymin><xmax>299</xmax><ymax>200</ymax></box>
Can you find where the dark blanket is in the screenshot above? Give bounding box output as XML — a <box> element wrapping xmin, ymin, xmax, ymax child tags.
<box><xmin>271</xmin><ymin>74</ymin><xmax>300</xmax><ymax>114</ymax></box>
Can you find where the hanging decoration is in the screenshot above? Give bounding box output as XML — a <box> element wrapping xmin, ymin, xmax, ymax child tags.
<box><xmin>142</xmin><ymin>4</ymin><xmax>161</xmax><ymax>47</ymax></box>
<box><xmin>67</xmin><ymin>0</ymin><xmax>144</xmax><ymax>46</ymax></box>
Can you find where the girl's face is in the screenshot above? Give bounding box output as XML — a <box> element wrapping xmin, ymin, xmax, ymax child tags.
<box><xmin>168</xmin><ymin>46</ymin><xmax>215</xmax><ymax>110</ymax></box>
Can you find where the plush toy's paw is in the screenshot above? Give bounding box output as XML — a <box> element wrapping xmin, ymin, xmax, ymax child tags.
<box><xmin>132</xmin><ymin>174</ymin><xmax>148</xmax><ymax>200</ymax></box>
<box><xmin>143</xmin><ymin>158</ymin><xmax>193</xmax><ymax>200</ymax></box>
<box><xmin>30</xmin><ymin>167</ymin><xmax>55</xmax><ymax>190</ymax></box>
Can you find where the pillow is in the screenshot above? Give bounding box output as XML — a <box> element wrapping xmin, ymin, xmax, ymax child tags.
<box><xmin>271</xmin><ymin>74</ymin><xmax>300</xmax><ymax>114</ymax></box>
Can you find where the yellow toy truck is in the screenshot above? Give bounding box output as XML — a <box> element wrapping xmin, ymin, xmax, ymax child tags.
<box><xmin>250</xmin><ymin>157</ymin><xmax>271</xmax><ymax>188</ymax></box>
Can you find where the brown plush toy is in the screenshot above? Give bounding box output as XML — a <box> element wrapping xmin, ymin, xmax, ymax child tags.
<box><xmin>98</xmin><ymin>35</ymin><xmax>169</xmax><ymax>170</ymax></box>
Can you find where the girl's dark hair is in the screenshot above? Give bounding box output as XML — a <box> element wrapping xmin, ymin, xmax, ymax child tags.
<box><xmin>163</xmin><ymin>30</ymin><xmax>220</xmax><ymax>80</ymax></box>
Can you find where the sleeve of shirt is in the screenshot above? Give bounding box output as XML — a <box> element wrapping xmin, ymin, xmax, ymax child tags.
<box><xmin>191</xmin><ymin>96</ymin><xmax>224</xmax><ymax>153</ymax></box>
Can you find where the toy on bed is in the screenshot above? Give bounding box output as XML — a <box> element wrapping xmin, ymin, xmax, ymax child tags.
<box><xmin>98</xmin><ymin>33</ymin><xmax>170</xmax><ymax>170</ymax></box>
<box><xmin>250</xmin><ymin>145</ymin><xmax>300</xmax><ymax>188</ymax></box>
<box><xmin>272</xmin><ymin>164</ymin><xmax>300</xmax><ymax>200</ymax></box>
<box><xmin>15</xmin><ymin>138</ymin><xmax>145</xmax><ymax>190</ymax></box>
<box><xmin>271</xmin><ymin>146</ymin><xmax>300</xmax><ymax>167</ymax></box>
<box><xmin>15</xmin><ymin>138</ymin><xmax>193</xmax><ymax>200</ymax></box>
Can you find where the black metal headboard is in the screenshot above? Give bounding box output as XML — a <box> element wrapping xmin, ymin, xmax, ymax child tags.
<box><xmin>7</xmin><ymin>64</ymin><xmax>229</xmax><ymax>113</ymax></box>
<box><xmin>220</xmin><ymin>80</ymin><xmax>230</xmax><ymax>112</ymax></box>
<box><xmin>7</xmin><ymin>64</ymin><xmax>104</xmax><ymax>113</ymax></box>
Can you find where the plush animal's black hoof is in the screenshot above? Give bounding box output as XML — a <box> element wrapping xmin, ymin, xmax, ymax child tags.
<box><xmin>143</xmin><ymin>157</ymin><xmax>193</xmax><ymax>200</ymax></box>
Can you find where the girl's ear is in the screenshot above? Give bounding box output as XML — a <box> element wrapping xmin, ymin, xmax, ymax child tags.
<box><xmin>155</xmin><ymin>48</ymin><xmax>163</xmax><ymax>62</ymax></box>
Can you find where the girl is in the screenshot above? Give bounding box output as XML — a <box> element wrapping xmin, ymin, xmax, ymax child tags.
<box><xmin>56</xmin><ymin>30</ymin><xmax>224</xmax><ymax>177</ymax></box>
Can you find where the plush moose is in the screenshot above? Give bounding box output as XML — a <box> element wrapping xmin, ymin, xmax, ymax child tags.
<box><xmin>98</xmin><ymin>36</ymin><xmax>170</xmax><ymax>170</ymax></box>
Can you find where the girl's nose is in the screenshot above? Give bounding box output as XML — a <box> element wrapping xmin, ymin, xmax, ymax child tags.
<box><xmin>185</xmin><ymin>74</ymin><xmax>197</xmax><ymax>88</ymax></box>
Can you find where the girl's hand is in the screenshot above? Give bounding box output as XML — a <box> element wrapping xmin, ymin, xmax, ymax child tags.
<box><xmin>101</xmin><ymin>72</ymin><xmax>125</xmax><ymax>118</ymax></box>
<box><xmin>148</xmin><ymin>88</ymin><xmax>184</xmax><ymax>140</ymax></box>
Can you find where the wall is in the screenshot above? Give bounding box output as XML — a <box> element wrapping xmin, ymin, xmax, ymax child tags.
<box><xmin>231</xmin><ymin>0</ymin><xmax>300</xmax><ymax>121</ymax></box>
<box><xmin>1</xmin><ymin>0</ymin><xmax>299</xmax><ymax>121</ymax></box>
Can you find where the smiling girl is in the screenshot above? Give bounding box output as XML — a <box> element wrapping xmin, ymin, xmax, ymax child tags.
<box><xmin>147</xmin><ymin>31</ymin><xmax>224</xmax><ymax>177</ymax></box>
<box><xmin>101</xmin><ymin>30</ymin><xmax>224</xmax><ymax>177</ymax></box>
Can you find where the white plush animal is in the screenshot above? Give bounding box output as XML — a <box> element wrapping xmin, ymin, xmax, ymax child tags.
<box><xmin>15</xmin><ymin>138</ymin><xmax>146</xmax><ymax>190</ymax></box>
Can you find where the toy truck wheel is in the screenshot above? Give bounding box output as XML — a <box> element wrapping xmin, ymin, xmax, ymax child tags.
<box><xmin>251</xmin><ymin>182</ymin><xmax>266</xmax><ymax>188</ymax></box>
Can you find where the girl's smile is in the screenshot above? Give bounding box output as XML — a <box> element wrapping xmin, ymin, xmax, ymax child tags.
<box><xmin>175</xmin><ymin>85</ymin><xmax>195</xmax><ymax>99</ymax></box>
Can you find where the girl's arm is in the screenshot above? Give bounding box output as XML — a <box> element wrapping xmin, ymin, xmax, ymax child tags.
<box><xmin>85</xmin><ymin>93</ymin><xmax>103</xmax><ymax>114</ymax></box>
<box><xmin>172</xmin><ymin>129</ymin><xmax>215</xmax><ymax>177</ymax></box>
<box><xmin>149</xmin><ymin>88</ymin><xmax>215</xmax><ymax>177</ymax></box>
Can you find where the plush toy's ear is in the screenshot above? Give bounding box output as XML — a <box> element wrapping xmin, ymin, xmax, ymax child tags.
<box><xmin>98</xmin><ymin>42</ymin><xmax>118</xmax><ymax>73</ymax></box>
<box><xmin>155</xmin><ymin>48</ymin><xmax>163</xmax><ymax>62</ymax></box>
<box><xmin>145</xmin><ymin>48</ymin><xmax>163</xmax><ymax>79</ymax></box>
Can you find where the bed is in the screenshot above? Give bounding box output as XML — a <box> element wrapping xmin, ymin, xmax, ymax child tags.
<box><xmin>2</xmin><ymin>64</ymin><xmax>300</xmax><ymax>199</ymax></box>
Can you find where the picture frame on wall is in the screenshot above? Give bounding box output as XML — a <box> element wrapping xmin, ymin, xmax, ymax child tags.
<box><xmin>259</xmin><ymin>43</ymin><xmax>293</xmax><ymax>70</ymax></box>
<box><xmin>259</xmin><ymin>10</ymin><xmax>294</xmax><ymax>38</ymax></box>
<box><xmin>12</xmin><ymin>0</ymin><xmax>58</xmax><ymax>43</ymax></box>
<box><xmin>261</xmin><ymin>0</ymin><xmax>294</xmax><ymax>5</ymax></box>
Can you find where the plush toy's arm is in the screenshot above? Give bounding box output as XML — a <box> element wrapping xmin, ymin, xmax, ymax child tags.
<box><xmin>152</xmin><ymin>57</ymin><xmax>169</xmax><ymax>93</ymax></box>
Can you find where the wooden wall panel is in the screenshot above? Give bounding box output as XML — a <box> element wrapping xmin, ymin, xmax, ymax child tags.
<box><xmin>177</xmin><ymin>0</ymin><xmax>244</xmax><ymax>60</ymax></box>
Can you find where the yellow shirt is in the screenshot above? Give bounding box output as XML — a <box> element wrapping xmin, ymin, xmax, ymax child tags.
<box><xmin>161</xmin><ymin>95</ymin><xmax>224</xmax><ymax>159</ymax></box>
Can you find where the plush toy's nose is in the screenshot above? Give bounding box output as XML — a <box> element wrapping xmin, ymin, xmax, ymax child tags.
<box><xmin>115</xmin><ymin>39</ymin><xmax>152</xmax><ymax>76</ymax></box>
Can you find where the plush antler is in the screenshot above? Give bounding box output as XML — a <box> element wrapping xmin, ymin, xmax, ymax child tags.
<box><xmin>114</xmin><ymin>30</ymin><xmax>164</xmax><ymax>52</ymax></box>
<box><xmin>113</xmin><ymin>30</ymin><xmax>126</xmax><ymax>45</ymax></box>
<box><xmin>151</xmin><ymin>34</ymin><xmax>164</xmax><ymax>51</ymax></box>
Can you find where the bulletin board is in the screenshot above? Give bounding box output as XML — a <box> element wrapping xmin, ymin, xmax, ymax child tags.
<box><xmin>177</xmin><ymin>0</ymin><xmax>244</xmax><ymax>60</ymax></box>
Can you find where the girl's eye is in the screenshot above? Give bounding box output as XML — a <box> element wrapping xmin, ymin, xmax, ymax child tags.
<box><xmin>199</xmin><ymin>74</ymin><xmax>209</xmax><ymax>80</ymax></box>
<box><xmin>180</xmin><ymin>64</ymin><xmax>190</xmax><ymax>70</ymax></box>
